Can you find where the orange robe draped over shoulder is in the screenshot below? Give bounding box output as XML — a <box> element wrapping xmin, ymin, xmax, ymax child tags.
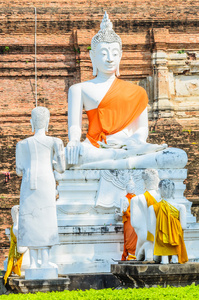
<box><xmin>86</xmin><ymin>78</ymin><xmax>148</xmax><ymax>148</ymax></box>
<box><xmin>153</xmin><ymin>200</ymin><xmax>188</xmax><ymax>264</ymax></box>
<box><xmin>121</xmin><ymin>193</ymin><xmax>138</xmax><ymax>261</ymax></box>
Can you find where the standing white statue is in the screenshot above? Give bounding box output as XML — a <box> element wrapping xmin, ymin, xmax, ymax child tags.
<box><xmin>131</xmin><ymin>169</ymin><xmax>160</xmax><ymax>261</ymax></box>
<box><xmin>16</xmin><ymin>106</ymin><xmax>65</xmax><ymax>279</ymax></box>
<box><xmin>120</xmin><ymin>180</ymin><xmax>137</xmax><ymax>261</ymax></box>
<box><xmin>147</xmin><ymin>179</ymin><xmax>188</xmax><ymax>264</ymax></box>
<box><xmin>65</xmin><ymin>12</ymin><xmax>180</xmax><ymax>170</ymax></box>
<box><xmin>4</xmin><ymin>205</ymin><xmax>27</xmax><ymax>284</ymax></box>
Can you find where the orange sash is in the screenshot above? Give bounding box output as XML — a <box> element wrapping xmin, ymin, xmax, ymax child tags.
<box><xmin>86</xmin><ymin>78</ymin><xmax>148</xmax><ymax>148</ymax></box>
<box><xmin>121</xmin><ymin>193</ymin><xmax>138</xmax><ymax>261</ymax></box>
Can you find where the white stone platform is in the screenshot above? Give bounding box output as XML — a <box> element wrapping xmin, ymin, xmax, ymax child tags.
<box><xmin>52</xmin><ymin>169</ymin><xmax>199</xmax><ymax>275</ymax></box>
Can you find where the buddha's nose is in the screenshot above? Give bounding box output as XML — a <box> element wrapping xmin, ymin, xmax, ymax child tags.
<box><xmin>107</xmin><ymin>53</ymin><xmax>113</xmax><ymax>62</ymax></box>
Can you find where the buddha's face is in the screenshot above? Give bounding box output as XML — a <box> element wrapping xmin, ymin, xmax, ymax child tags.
<box><xmin>126</xmin><ymin>183</ymin><xmax>135</xmax><ymax>194</ymax></box>
<box><xmin>91</xmin><ymin>42</ymin><xmax>122</xmax><ymax>75</ymax></box>
<box><xmin>159</xmin><ymin>180</ymin><xmax>175</xmax><ymax>199</ymax></box>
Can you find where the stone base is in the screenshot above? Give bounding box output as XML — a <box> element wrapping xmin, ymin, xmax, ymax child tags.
<box><xmin>111</xmin><ymin>262</ymin><xmax>199</xmax><ymax>288</ymax></box>
<box><xmin>66</xmin><ymin>273</ymin><xmax>120</xmax><ymax>290</ymax></box>
<box><xmin>25</xmin><ymin>267</ymin><xmax>58</xmax><ymax>280</ymax></box>
<box><xmin>6</xmin><ymin>273</ymin><xmax>119</xmax><ymax>294</ymax></box>
<box><xmin>0</xmin><ymin>273</ymin><xmax>9</xmax><ymax>295</ymax></box>
<box><xmin>8</xmin><ymin>277</ymin><xmax>70</xmax><ymax>294</ymax></box>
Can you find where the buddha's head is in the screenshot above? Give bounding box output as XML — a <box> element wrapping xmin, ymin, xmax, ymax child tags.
<box><xmin>90</xmin><ymin>12</ymin><xmax>122</xmax><ymax>76</ymax></box>
<box><xmin>159</xmin><ymin>179</ymin><xmax>175</xmax><ymax>199</ymax></box>
<box><xmin>30</xmin><ymin>106</ymin><xmax>50</xmax><ymax>132</ymax></box>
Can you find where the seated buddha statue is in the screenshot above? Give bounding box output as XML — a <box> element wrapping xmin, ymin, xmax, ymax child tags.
<box><xmin>66</xmin><ymin>12</ymin><xmax>187</xmax><ymax>170</ymax></box>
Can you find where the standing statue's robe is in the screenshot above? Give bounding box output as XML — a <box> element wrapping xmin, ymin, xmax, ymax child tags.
<box><xmin>153</xmin><ymin>200</ymin><xmax>188</xmax><ymax>264</ymax></box>
<box><xmin>4</xmin><ymin>226</ymin><xmax>23</xmax><ymax>285</ymax></box>
<box><xmin>121</xmin><ymin>193</ymin><xmax>137</xmax><ymax>261</ymax></box>
<box><xmin>86</xmin><ymin>78</ymin><xmax>148</xmax><ymax>148</ymax></box>
<box><xmin>16</xmin><ymin>137</ymin><xmax>60</xmax><ymax>248</ymax></box>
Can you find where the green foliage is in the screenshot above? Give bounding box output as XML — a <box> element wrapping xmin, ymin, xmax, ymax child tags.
<box><xmin>87</xmin><ymin>46</ymin><xmax>91</xmax><ymax>50</ymax></box>
<box><xmin>4</xmin><ymin>46</ymin><xmax>10</xmax><ymax>52</ymax></box>
<box><xmin>177</xmin><ymin>49</ymin><xmax>185</xmax><ymax>54</ymax></box>
<box><xmin>0</xmin><ymin>285</ymin><xmax>199</xmax><ymax>299</ymax></box>
<box><xmin>182</xmin><ymin>129</ymin><xmax>192</xmax><ymax>134</ymax></box>
<box><xmin>73</xmin><ymin>47</ymin><xmax>81</xmax><ymax>54</ymax></box>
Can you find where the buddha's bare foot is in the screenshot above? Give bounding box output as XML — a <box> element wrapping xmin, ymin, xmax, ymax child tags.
<box><xmin>144</xmin><ymin>143</ymin><xmax>168</xmax><ymax>154</ymax></box>
<box><xmin>126</xmin><ymin>142</ymin><xmax>168</xmax><ymax>156</ymax></box>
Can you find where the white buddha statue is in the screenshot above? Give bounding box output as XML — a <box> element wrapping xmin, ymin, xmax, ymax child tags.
<box><xmin>131</xmin><ymin>169</ymin><xmax>161</xmax><ymax>261</ymax></box>
<box><xmin>4</xmin><ymin>205</ymin><xmax>28</xmax><ymax>284</ymax></box>
<box><xmin>16</xmin><ymin>106</ymin><xmax>65</xmax><ymax>278</ymax></box>
<box><xmin>65</xmin><ymin>12</ymin><xmax>180</xmax><ymax>170</ymax></box>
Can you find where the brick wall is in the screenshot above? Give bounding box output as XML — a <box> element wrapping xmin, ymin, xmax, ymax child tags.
<box><xmin>0</xmin><ymin>2</ymin><xmax>199</xmax><ymax>268</ymax></box>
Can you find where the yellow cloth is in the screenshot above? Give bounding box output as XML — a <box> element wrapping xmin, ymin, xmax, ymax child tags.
<box><xmin>144</xmin><ymin>191</ymin><xmax>158</xmax><ymax>242</ymax></box>
<box><xmin>144</xmin><ymin>191</ymin><xmax>158</xmax><ymax>207</ymax></box>
<box><xmin>127</xmin><ymin>254</ymin><xmax>136</xmax><ymax>261</ymax></box>
<box><xmin>4</xmin><ymin>226</ymin><xmax>23</xmax><ymax>285</ymax></box>
<box><xmin>153</xmin><ymin>200</ymin><xmax>188</xmax><ymax>264</ymax></box>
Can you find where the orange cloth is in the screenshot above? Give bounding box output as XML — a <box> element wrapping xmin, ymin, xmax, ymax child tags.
<box><xmin>4</xmin><ymin>226</ymin><xmax>23</xmax><ymax>285</ymax></box>
<box><xmin>121</xmin><ymin>193</ymin><xmax>138</xmax><ymax>261</ymax></box>
<box><xmin>153</xmin><ymin>200</ymin><xmax>188</xmax><ymax>264</ymax></box>
<box><xmin>86</xmin><ymin>78</ymin><xmax>148</xmax><ymax>148</ymax></box>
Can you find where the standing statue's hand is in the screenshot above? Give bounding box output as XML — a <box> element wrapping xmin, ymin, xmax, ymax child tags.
<box><xmin>67</xmin><ymin>141</ymin><xmax>82</xmax><ymax>164</ymax></box>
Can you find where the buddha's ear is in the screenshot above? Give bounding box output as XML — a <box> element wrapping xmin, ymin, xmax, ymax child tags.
<box><xmin>116</xmin><ymin>51</ymin><xmax>122</xmax><ymax>77</ymax></box>
<box><xmin>89</xmin><ymin>50</ymin><xmax>97</xmax><ymax>76</ymax></box>
<box><xmin>116</xmin><ymin>65</ymin><xmax>120</xmax><ymax>77</ymax></box>
<box><xmin>30</xmin><ymin>118</ymin><xmax>34</xmax><ymax>133</ymax></box>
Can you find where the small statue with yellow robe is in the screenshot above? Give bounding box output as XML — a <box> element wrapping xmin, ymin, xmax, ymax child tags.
<box><xmin>4</xmin><ymin>205</ymin><xmax>27</xmax><ymax>284</ymax></box>
<box><xmin>148</xmin><ymin>179</ymin><xmax>188</xmax><ymax>264</ymax></box>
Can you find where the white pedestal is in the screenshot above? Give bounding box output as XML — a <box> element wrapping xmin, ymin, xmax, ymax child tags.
<box><xmin>25</xmin><ymin>267</ymin><xmax>58</xmax><ymax>280</ymax></box>
<box><xmin>52</xmin><ymin>169</ymin><xmax>199</xmax><ymax>275</ymax></box>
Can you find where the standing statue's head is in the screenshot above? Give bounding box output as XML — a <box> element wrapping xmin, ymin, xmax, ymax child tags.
<box><xmin>159</xmin><ymin>179</ymin><xmax>175</xmax><ymax>199</ymax></box>
<box><xmin>30</xmin><ymin>106</ymin><xmax>50</xmax><ymax>132</ymax></box>
<box><xmin>11</xmin><ymin>205</ymin><xmax>19</xmax><ymax>224</ymax></box>
<box><xmin>126</xmin><ymin>179</ymin><xmax>136</xmax><ymax>195</ymax></box>
<box><xmin>142</xmin><ymin>169</ymin><xmax>160</xmax><ymax>191</ymax></box>
<box><xmin>90</xmin><ymin>12</ymin><xmax>122</xmax><ymax>76</ymax></box>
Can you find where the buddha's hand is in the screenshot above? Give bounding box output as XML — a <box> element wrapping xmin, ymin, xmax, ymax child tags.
<box><xmin>67</xmin><ymin>140</ymin><xmax>82</xmax><ymax>164</ymax></box>
<box><xmin>121</xmin><ymin>139</ymin><xmax>143</xmax><ymax>152</ymax></box>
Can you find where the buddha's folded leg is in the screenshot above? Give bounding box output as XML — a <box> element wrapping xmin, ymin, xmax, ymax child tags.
<box><xmin>66</xmin><ymin>146</ymin><xmax>187</xmax><ymax>170</ymax></box>
<box><xmin>71</xmin><ymin>158</ymin><xmax>129</xmax><ymax>170</ymax></box>
<box><xmin>65</xmin><ymin>143</ymin><xmax>130</xmax><ymax>169</ymax></box>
